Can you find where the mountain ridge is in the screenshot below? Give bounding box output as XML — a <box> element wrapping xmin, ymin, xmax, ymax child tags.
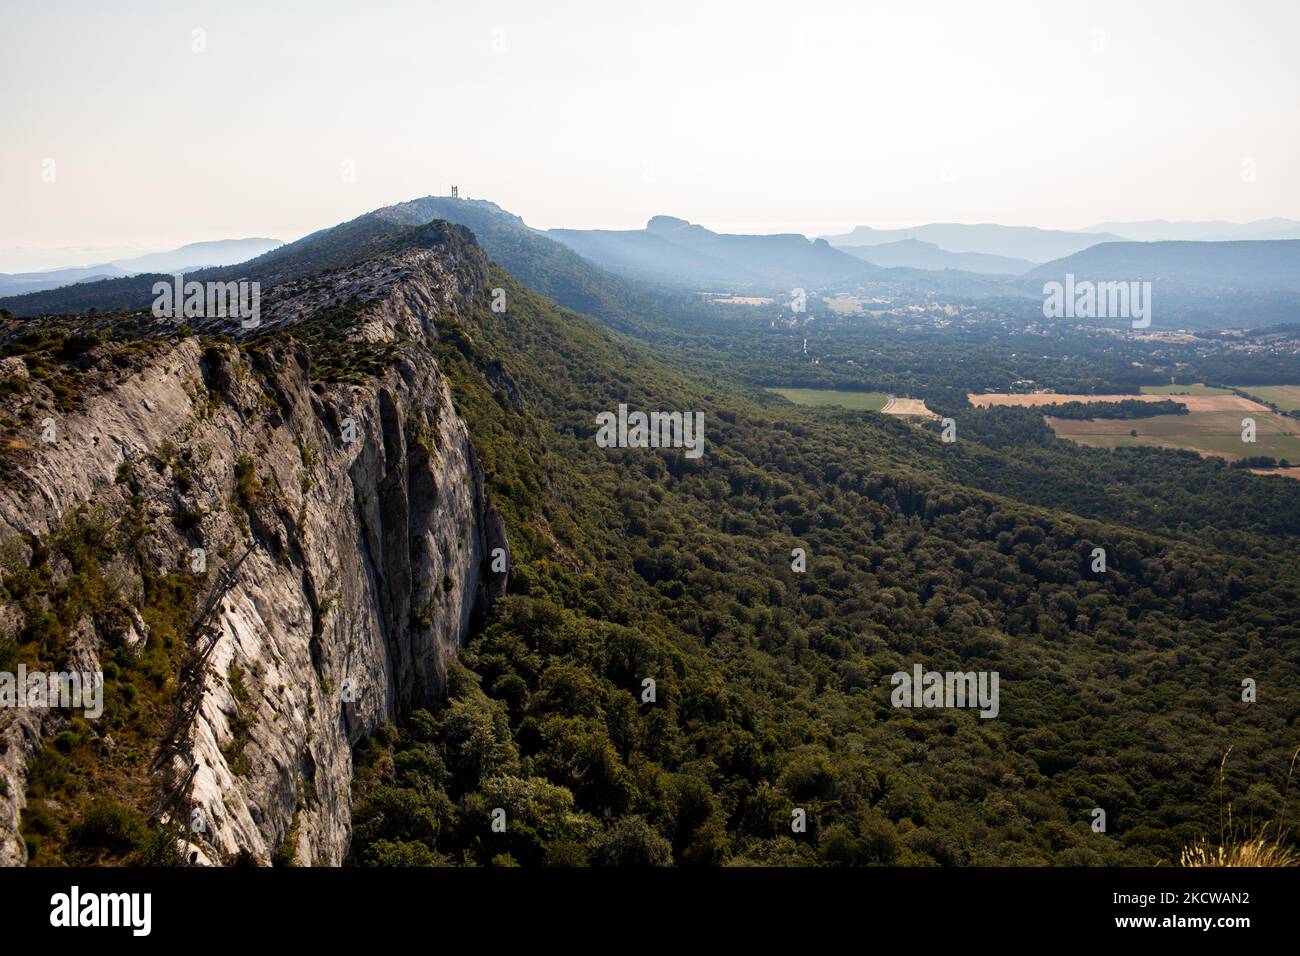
<box><xmin>839</xmin><ymin>239</ymin><xmax>1034</xmax><ymax>275</ymax></box>
<box><xmin>546</xmin><ymin>214</ymin><xmax>875</xmax><ymax>289</ymax></box>
<box><xmin>821</xmin><ymin>222</ymin><xmax>1120</xmax><ymax>262</ymax></box>
<box><xmin>1029</xmin><ymin>238</ymin><xmax>1300</xmax><ymax>291</ymax></box>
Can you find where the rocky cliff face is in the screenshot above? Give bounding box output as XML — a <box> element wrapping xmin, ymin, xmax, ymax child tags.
<box><xmin>0</xmin><ymin>224</ymin><xmax>507</xmax><ymax>865</ymax></box>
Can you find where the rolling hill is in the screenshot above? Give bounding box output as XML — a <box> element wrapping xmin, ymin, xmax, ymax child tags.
<box><xmin>1029</xmin><ymin>239</ymin><xmax>1300</xmax><ymax>291</ymax></box>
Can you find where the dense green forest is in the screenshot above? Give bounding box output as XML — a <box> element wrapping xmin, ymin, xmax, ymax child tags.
<box><xmin>343</xmin><ymin>261</ymin><xmax>1300</xmax><ymax>867</ymax></box>
<box><xmin>1036</xmin><ymin>399</ymin><xmax>1188</xmax><ymax>420</ymax></box>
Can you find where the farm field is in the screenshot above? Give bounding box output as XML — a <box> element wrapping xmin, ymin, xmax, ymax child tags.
<box><xmin>1236</xmin><ymin>385</ymin><xmax>1300</xmax><ymax>413</ymax></box>
<box><xmin>968</xmin><ymin>392</ymin><xmax>1267</xmax><ymax>413</ymax></box>
<box><xmin>1046</xmin><ymin>410</ymin><xmax>1300</xmax><ymax>461</ymax></box>
<box><xmin>766</xmin><ymin>387</ymin><xmax>889</xmax><ymax>410</ymax></box>
<box><xmin>1139</xmin><ymin>383</ymin><xmax>1233</xmax><ymax>396</ymax></box>
<box><xmin>882</xmin><ymin>396</ymin><xmax>939</xmax><ymax>418</ymax></box>
<box><xmin>970</xmin><ymin>391</ymin><xmax>1300</xmax><ymax>461</ymax></box>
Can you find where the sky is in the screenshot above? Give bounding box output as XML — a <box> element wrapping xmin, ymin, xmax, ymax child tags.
<box><xmin>2</xmin><ymin>0</ymin><xmax>1298</xmax><ymax>270</ymax></box>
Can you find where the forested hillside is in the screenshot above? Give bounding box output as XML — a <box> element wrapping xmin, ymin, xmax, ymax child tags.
<box><xmin>3</xmin><ymin>217</ymin><xmax>1294</xmax><ymax>868</ymax></box>
<box><xmin>345</xmin><ymin>257</ymin><xmax>1300</xmax><ymax>867</ymax></box>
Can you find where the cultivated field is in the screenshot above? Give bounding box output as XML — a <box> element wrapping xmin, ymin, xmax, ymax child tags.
<box><xmin>1237</xmin><ymin>385</ymin><xmax>1300</xmax><ymax>413</ymax></box>
<box><xmin>1139</xmin><ymin>384</ymin><xmax>1234</xmax><ymax>396</ymax></box>
<box><xmin>968</xmin><ymin>392</ymin><xmax>1269</xmax><ymax>413</ymax></box>
<box><xmin>970</xmin><ymin>391</ymin><xmax>1300</xmax><ymax>461</ymax></box>
<box><xmin>766</xmin><ymin>388</ymin><xmax>889</xmax><ymax>411</ymax></box>
<box><xmin>882</xmin><ymin>396</ymin><xmax>939</xmax><ymax>418</ymax></box>
<box><xmin>1046</xmin><ymin>410</ymin><xmax>1300</xmax><ymax>460</ymax></box>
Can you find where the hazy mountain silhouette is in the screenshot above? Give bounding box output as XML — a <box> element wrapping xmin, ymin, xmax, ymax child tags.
<box><xmin>1029</xmin><ymin>239</ymin><xmax>1300</xmax><ymax>290</ymax></box>
<box><xmin>839</xmin><ymin>239</ymin><xmax>1034</xmax><ymax>274</ymax></box>
<box><xmin>1082</xmin><ymin>218</ymin><xmax>1300</xmax><ymax>242</ymax></box>
<box><xmin>822</xmin><ymin>223</ymin><xmax>1116</xmax><ymax>263</ymax></box>
<box><xmin>0</xmin><ymin>264</ymin><xmax>133</xmax><ymax>298</ymax></box>
<box><xmin>112</xmin><ymin>238</ymin><xmax>283</xmax><ymax>273</ymax></box>
<box><xmin>547</xmin><ymin>215</ymin><xmax>875</xmax><ymax>288</ymax></box>
<box><xmin>0</xmin><ymin>238</ymin><xmax>282</xmax><ymax>299</ymax></box>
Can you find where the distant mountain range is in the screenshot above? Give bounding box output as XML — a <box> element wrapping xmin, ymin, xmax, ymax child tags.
<box><xmin>1029</xmin><ymin>239</ymin><xmax>1300</xmax><ymax>291</ymax></box>
<box><xmin>0</xmin><ymin>238</ymin><xmax>283</xmax><ymax>299</ymax></box>
<box><xmin>546</xmin><ymin>215</ymin><xmax>873</xmax><ymax>288</ymax></box>
<box><xmin>5</xmin><ymin>200</ymin><xmax>1300</xmax><ymax>328</ymax></box>
<box><xmin>838</xmin><ymin>239</ymin><xmax>1034</xmax><ymax>275</ymax></box>
<box><xmin>112</xmin><ymin>238</ymin><xmax>284</xmax><ymax>273</ymax></box>
<box><xmin>821</xmin><ymin>223</ymin><xmax>1118</xmax><ymax>263</ymax></box>
<box><xmin>822</xmin><ymin>219</ymin><xmax>1300</xmax><ymax>265</ymax></box>
<box><xmin>1081</xmin><ymin>218</ymin><xmax>1300</xmax><ymax>242</ymax></box>
<box><xmin>0</xmin><ymin>264</ymin><xmax>132</xmax><ymax>298</ymax></box>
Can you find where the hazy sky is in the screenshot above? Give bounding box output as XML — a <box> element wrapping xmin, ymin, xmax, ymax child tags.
<box><xmin>2</xmin><ymin>0</ymin><xmax>1298</xmax><ymax>269</ymax></box>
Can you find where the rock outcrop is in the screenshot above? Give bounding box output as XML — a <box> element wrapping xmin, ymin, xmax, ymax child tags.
<box><xmin>0</xmin><ymin>223</ymin><xmax>507</xmax><ymax>865</ymax></box>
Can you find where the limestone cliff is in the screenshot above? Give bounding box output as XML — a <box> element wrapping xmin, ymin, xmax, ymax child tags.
<box><xmin>0</xmin><ymin>223</ymin><xmax>508</xmax><ymax>865</ymax></box>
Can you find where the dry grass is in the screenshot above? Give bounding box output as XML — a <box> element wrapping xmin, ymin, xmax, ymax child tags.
<box><xmin>1178</xmin><ymin>747</ymin><xmax>1300</xmax><ymax>867</ymax></box>
<box><xmin>1180</xmin><ymin>832</ymin><xmax>1297</xmax><ymax>867</ymax></box>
